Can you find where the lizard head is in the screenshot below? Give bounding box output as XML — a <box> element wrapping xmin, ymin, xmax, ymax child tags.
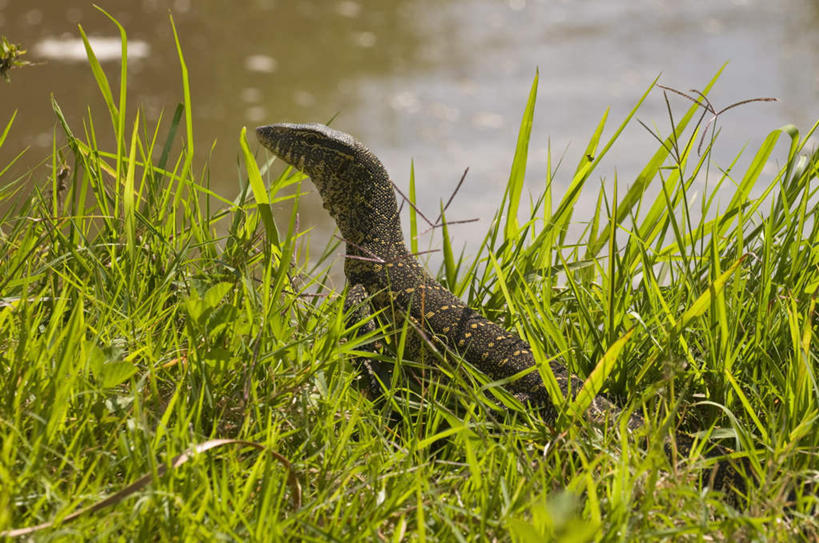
<box><xmin>255</xmin><ymin>123</ymin><xmax>386</xmax><ymax>196</ymax></box>
<box><xmin>255</xmin><ymin>123</ymin><xmax>401</xmax><ymax>248</ymax></box>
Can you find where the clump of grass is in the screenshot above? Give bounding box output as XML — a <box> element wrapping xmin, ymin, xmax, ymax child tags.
<box><xmin>1</xmin><ymin>11</ymin><xmax>818</xmax><ymax>541</ymax></box>
<box><xmin>0</xmin><ymin>36</ymin><xmax>31</xmax><ymax>82</ymax></box>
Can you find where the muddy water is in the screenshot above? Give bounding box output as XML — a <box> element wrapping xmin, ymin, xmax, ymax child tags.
<box><xmin>1</xmin><ymin>0</ymin><xmax>817</xmax><ymax>266</ymax></box>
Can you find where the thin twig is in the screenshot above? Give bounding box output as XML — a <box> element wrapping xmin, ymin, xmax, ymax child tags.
<box><xmin>689</xmin><ymin>89</ymin><xmax>717</xmax><ymax>115</ymax></box>
<box><xmin>637</xmin><ymin>119</ymin><xmax>675</xmax><ymax>160</ymax></box>
<box><xmin>391</xmin><ymin>181</ymin><xmax>435</xmax><ymax>227</ymax></box>
<box><xmin>651</xmin><ymin>83</ymin><xmax>778</xmax><ymax>157</ymax></box>
<box><xmin>281</xmin><ymin>289</ymin><xmax>330</xmax><ymax>299</ymax></box>
<box><xmin>420</xmin><ymin>218</ymin><xmax>480</xmax><ymax>237</ymax></box>
<box><xmin>657</xmin><ymin>84</ymin><xmax>712</xmax><ymax>113</ymax></box>
<box><xmin>334</xmin><ymin>234</ymin><xmax>386</xmax><ymax>264</ymax></box>
<box><xmin>434</xmin><ymin>168</ymin><xmax>469</xmax><ymax>225</ymax></box>
<box><xmin>409</xmin><ymin>248</ymin><xmax>441</xmax><ymax>258</ymax></box>
<box><xmin>662</xmin><ymin>90</ymin><xmax>681</xmax><ymax>163</ymax></box>
<box><xmin>717</xmin><ymin>97</ymin><xmax>777</xmax><ymax>116</ymax></box>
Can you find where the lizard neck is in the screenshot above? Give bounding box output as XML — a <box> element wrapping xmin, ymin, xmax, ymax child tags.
<box><xmin>254</xmin><ymin>122</ymin><xmax>406</xmax><ymax>257</ymax></box>
<box><xmin>328</xmin><ymin>159</ymin><xmax>406</xmax><ymax>259</ymax></box>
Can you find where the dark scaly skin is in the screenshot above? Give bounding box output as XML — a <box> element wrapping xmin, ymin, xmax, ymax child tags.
<box><xmin>256</xmin><ymin>123</ymin><xmax>749</xmax><ymax>494</ymax></box>
<box><xmin>255</xmin><ymin>123</ymin><xmax>620</xmax><ymax>425</ymax></box>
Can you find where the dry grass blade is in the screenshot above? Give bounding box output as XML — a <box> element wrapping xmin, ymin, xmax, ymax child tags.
<box><xmin>392</xmin><ymin>170</ymin><xmax>479</xmax><ymax>236</ymax></box>
<box><xmin>433</xmin><ymin>168</ymin><xmax>470</xmax><ymax>225</ymax></box>
<box><xmin>656</xmin><ymin>83</ymin><xmax>778</xmax><ymax>155</ymax></box>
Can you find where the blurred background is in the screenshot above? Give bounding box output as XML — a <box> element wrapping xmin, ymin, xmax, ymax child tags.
<box><xmin>1</xmin><ymin>0</ymin><xmax>817</xmax><ymax>252</ymax></box>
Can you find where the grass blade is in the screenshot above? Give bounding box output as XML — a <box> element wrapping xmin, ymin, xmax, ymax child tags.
<box><xmin>124</xmin><ymin>111</ymin><xmax>139</xmax><ymax>263</ymax></box>
<box><xmin>502</xmin><ymin>70</ymin><xmax>538</xmax><ymax>241</ymax></box>
<box><xmin>569</xmin><ymin>327</ymin><xmax>635</xmax><ymax>418</ymax></box>
<box><xmin>239</xmin><ymin>126</ymin><xmax>278</xmax><ymax>245</ymax></box>
<box><xmin>0</xmin><ymin>110</ymin><xmax>16</xmax><ymax>149</ymax></box>
<box><xmin>679</xmin><ymin>255</ymin><xmax>746</xmax><ymax>329</ymax></box>
<box><xmin>409</xmin><ymin>160</ymin><xmax>418</xmax><ymax>256</ymax></box>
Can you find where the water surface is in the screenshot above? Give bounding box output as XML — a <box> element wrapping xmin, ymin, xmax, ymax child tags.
<box><xmin>2</xmin><ymin>0</ymin><xmax>817</xmax><ymax>259</ymax></box>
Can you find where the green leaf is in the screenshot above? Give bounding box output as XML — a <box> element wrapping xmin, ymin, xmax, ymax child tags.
<box><xmin>184</xmin><ymin>297</ymin><xmax>206</xmax><ymax>325</ymax></box>
<box><xmin>95</xmin><ymin>5</ymin><xmax>129</xmax><ymax>184</ymax></box>
<box><xmin>124</xmin><ymin>111</ymin><xmax>139</xmax><ymax>263</ymax></box>
<box><xmin>240</xmin><ymin>126</ymin><xmax>279</xmax><ymax>245</ymax></box>
<box><xmin>409</xmin><ymin>161</ymin><xmax>418</xmax><ymax>256</ymax></box>
<box><xmin>208</xmin><ymin>305</ymin><xmax>239</xmax><ymax>339</ymax></box>
<box><xmin>169</xmin><ymin>12</ymin><xmax>194</xmax><ymax>188</ymax></box>
<box><xmin>203</xmin><ymin>282</ymin><xmax>233</xmax><ymax>309</ymax></box>
<box><xmin>503</xmin><ymin>70</ymin><xmax>538</xmax><ymax>240</ymax></box>
<box><xmin>440</xmin><ymin>202</ymin><xmax>456</xmax><ymax>289</ymax></box>
<box><xmin>100</xmin><ymin>361</ymin><xmax>138</xmax><ymax>388</ymax></box>
<box><xmin>78</xmin><ymin>24</ymin><xmax>117</xmax><ymax>125</ymax></box>
<box><xmin>202</xmin><ymin>347</ymin><xmax>231</xmax><ymax>369</ymax></box>
<box><xmin>86</xmin><ymin>341</ymin><xmax>106</xmax><ymax>377</ymax></box>
<box><xmin>570</xmin><ymin>327</ymin><xmax>634</xmax><ymax>417</ymax></box>
<box><xmin>0</xmin><ymin>110</ymin><xmax>16</xmax><ymax>149</ymax></box>
<box><xmin>679</xmin><ymin>255</ymin><xmax>746</xmax><ymax>329</ymax></box>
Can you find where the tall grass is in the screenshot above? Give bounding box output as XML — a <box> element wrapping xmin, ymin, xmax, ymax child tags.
<box><xmin>1</xmin><ymin>12</ymin><xmax>817</xmax><ymax>540</ymax></box>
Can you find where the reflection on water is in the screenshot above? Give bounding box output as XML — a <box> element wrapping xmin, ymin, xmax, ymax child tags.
<box><xmin>34</xmin><ymin>36</ymin><xmax>150</xmax><ymax>62</ymax></box>
<box><xmin>1</xmin><ymin>0</ymin><xmax>817</xmax><ymax>254</ymax></box>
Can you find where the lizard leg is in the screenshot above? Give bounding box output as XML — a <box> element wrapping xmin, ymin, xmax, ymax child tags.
<box><xmin>344</xmin><ymin>283</ymin><xmax>394</xmax><ymax>399</ymax></box>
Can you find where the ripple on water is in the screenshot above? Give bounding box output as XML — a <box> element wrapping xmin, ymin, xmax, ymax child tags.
<box><xmin>33</xmin><ymin>36</ymin><xmax>150</xmax><ymax>63</ymax></box>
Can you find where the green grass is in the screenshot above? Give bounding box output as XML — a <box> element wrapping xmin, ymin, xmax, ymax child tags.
<box><xmin>1</xmin><ymin>14</ymin><xmax>818</xmax><ymax>541</ymax></box>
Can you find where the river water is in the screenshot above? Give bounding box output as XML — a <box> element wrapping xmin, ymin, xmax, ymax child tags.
<box><xmin>1</xmin><ymin>0</ymin><xmax>817</xmax><ymax>257</ymax></box>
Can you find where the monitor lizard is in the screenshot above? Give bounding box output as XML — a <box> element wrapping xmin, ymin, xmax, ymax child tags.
<box><xmin>256</xmin><ymin>122</ymin><xmax>748</xmax><ymax>495</ymax></box>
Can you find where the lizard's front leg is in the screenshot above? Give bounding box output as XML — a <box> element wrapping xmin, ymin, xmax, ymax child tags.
<box><xmin>343</xmin><ymin>282</ymin><xmax>394</xmax><ymax>399</ymax></box>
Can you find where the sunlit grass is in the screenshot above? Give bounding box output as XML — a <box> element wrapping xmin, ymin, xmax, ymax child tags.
<box><xmin>1</xmin><ymin>11</ymin><xmax>818</xmax><ymax>541</ymax></box>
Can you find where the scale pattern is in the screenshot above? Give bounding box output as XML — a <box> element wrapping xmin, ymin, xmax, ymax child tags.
<box><xmin>256</xmin><ymin>123</ymin><xmax>747</xmax><ymax>493</ymax></box>
<box><xmin>254</xmin><ymin>123</ymin><xmax>619</xmax><ymax>423</ymax></box>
